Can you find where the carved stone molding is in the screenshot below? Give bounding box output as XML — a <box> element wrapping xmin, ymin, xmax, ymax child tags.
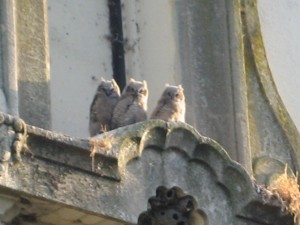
<box><xmin>1</xmin><ymin>0</ymin><xmax>297</xmax><ymax>190</ymax></box>
<box><xmin>0</xmin><ymin>112</ymin><xmax>293</xmax><ymax>224</ymax></box>
<box><xmin>138</xmin><ymin>186</ymin><xmax>206</xmax><ymax>225</ymax></box>
<box><xmin>0</xmin><ymin>0</ymin><xmax>297</xmax><ymax>224</ymax></box>
<box><xmin>241</xmin><ymin>0</ymin><xmax>300</xmax><ymax>179</ymax></box>
<box><xmin>0</xmin><ymin>113</ymin><xmax>29</xmax><ymax>176</ymax></box>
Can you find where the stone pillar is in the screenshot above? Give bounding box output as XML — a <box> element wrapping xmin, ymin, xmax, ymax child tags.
<box><xmin>15</xmin><ymin>0</ymin><xmax>51</xmax><ymax>129</ymax></box>
<box><xmin>0</xmin><ymin>0</ymin><xmax>51</xmax><ymax>129</ymax></box>
<box><xmin>0</xmin><ymin>0</ymin><xmax>18</xmax><ymax>115</ymax></box>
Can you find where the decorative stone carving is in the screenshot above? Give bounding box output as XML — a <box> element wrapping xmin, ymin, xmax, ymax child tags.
<box><xmin>0</xmin><ymin>112</ymin><xmax>29</xmax><ymax>176</ymax></box>
<box><xmin>0</xmin><ymin>116</ymin><xmax>294</xmax><ymax>224</ymax></box>
<box><xmin>138</xmin><ymin>186</ymin><xmax>205</xmax><ymax>225</ymax></box>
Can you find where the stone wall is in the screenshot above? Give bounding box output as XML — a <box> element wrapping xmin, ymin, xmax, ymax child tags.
<box><xmin>0</xmin><ymin>0</ymin><xmax>299</xmax><ymax>224</ymax></box>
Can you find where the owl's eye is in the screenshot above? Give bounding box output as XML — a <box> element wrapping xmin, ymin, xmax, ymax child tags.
<box><xmin>139</xmin><ymin>89</ymin><xmax>146</xmax><ymax>95</ymax></box>
<box><xmin>175</xmin><ymin>93</ymin><xmax>179</xmax><ymax>98</ymax></box>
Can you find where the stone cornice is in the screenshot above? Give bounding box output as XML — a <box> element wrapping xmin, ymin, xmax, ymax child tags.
<box><xmin>0</xmin><ymin>112</ymin><xmax>252</xmax><ymax>222</ymax></box>
<box><xmin>0</xmin><ymin>112</ymin><xmax>293</xmax><ymax>224</ymax></box>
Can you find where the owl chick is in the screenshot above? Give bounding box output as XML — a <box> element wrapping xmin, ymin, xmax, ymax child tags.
<box><xmin>111</xmin><ymin>78</ymin><xmax>148</xmax><ymax>129</ymax></box>
<box><xmin>89</xmin><ymin>78</ymin><xmax>120</xmax><ymax>136</ymax></box>
<box><xmin>150</xmin><ymin>84</ymin><xmax>185</xmax><ymax>122</ymax></box>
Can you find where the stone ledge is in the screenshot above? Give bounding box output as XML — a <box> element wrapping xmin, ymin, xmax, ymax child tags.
<box><xmin>0</xmin><ymin>112</ymin><xmax>293</xmax><ymax>224</ymax></box>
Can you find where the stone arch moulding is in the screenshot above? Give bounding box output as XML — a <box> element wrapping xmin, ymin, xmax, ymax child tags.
<box><xmin>242</xmin><ymin>0</ymin><xmax>300</xmax><ymax>177</ymax></box>
<box><xmin>117</xmin><ymin>120</ymin><xmax>255</xmax><ymax>225</ymax></box>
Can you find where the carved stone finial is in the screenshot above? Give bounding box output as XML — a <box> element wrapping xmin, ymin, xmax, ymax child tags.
<box><xmin>138</xmin><ymin>186</ymin><xmax>202</xmax><ymax>225</ymax></box>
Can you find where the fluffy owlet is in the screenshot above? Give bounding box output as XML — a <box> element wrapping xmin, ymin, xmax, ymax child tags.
<box><xmin>111</xmin><ymin>78</ymin><xmax>148</xmax><ymax>129</ymax></box>
<box><xmin>150</xmin><ymin>84</ymin><xmax>185</xmax><ymax>122</ymax></box>
<box><xmin>89</xmin><ymin>78</ymin><xmax>120</xmax><ymax>136</ymax></box>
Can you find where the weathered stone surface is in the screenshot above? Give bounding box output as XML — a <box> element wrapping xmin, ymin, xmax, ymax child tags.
<box><xmin>0</xmin><ymin>195</ymin><xmax>20</xmax><ymax>224</ymax></box>
<box><xmin>15</xmin><ymin>0</ymin><xmax>51</xmax><ymax>129</ymax></box>
<box><xmin>0</xmin><ymin>0</ymin><xmax>298</xmax><ymax>224</ymax></box>
<box><xmin>0</xmin><ymin>114</ymin><xmax>293</xmax><ymax>224</ymax></box>
<box><xmin>241</xmin><ymin>0</ymin><xmax>300</xmax><ymax>180</ymax></box>
<box><xmin>0</xmin><ymin>0</ymin><xmax>18</xmax><ymax>116</ymax></box>
<box><xmin>138</xmin><ymin>186</ymin><xmax>206</xmax><ymax>225</ymax></box>
<box><xmin>0</xmin><ymin>192</ymin><xmax>123</xmax><ymax>225</ymax></box>
<box><xmin>2</xmin><ymin>0</ymin><xmax>298</xmax><ymax>193</ymax></box>
<box><xmin>175</xmin><ymin>0</ymin><xmax>240</xmax><ymax>163</ymax></box>
<box><xmin>239</xmin><ymin>200</ymin><xmax>293</xmax><ymax>225</ymax></box>
<box><xmin>0</xmin><ymin>113</ymin><xmax>29</xmax><ymax>176</ymax></box>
